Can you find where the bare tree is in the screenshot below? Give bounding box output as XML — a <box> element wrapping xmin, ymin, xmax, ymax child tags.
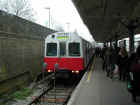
<box><xmin>0</xmin><ymin>0</ymin><xmax>35</xmax><ymax>22</ymax></box>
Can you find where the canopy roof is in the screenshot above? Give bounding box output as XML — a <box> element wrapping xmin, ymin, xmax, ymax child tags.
<box><xmin>72</xmin><ymin>0</ymin><xmax>140</xmax><ymax>42</ymax></box>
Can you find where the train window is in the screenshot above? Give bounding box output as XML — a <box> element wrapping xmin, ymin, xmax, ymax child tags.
<box><xmin>69</xmin><ymin>43</ymin><xmax>80</xmax><ymax>56</ymax></box>
<box><xmin>46</xmin><ymin>43</ymin><xmax>57</xmax><ymax>56</ymax></box>
<box><xmin>60</xmin><ymin>42</ymin><xmax>66</xmax><ymax>56</ymax></box>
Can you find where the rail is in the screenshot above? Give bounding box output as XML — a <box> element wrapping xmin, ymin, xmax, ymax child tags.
<box><xmin>27</xmin><ymin>87</ymin><xmax>53</xmax><ymax>105</ymax></box>
<box><xmin>27</xmin><ymin>73</ymin><xmax>79</xmax><ymax>105</ymax></box>
<box><xmin>27</xmin><ymin>72</ymin><xmax>55</xmax><ymax>105</ymax></box>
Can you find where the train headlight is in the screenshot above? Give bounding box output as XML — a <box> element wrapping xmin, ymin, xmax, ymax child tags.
<box><xmin>72</xmin><ymin>71</ymin><xmax>75</xmax><ymax>73</ymax></box>
<box><xmin>75</xmin><ymin>71</ymin><xmax>79</xmax><ymax>74</ymax></box>
<box><xmin>48</xmin><ymin>70</ymin><xmax>52</xmax><ymax>72</ymax></box>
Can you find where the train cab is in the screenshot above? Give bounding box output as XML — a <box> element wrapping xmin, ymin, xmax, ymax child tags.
<box><xmin>44</xmin><ymin>32</ymin><xmax>92</xmax><ymax>78</ymax></box>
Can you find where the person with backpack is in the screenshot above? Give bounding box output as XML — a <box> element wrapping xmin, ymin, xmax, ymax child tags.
<box><xmin>127</xmin><ymin>45</ymin><xmax>140</xmax><ymax>102</ymax></box>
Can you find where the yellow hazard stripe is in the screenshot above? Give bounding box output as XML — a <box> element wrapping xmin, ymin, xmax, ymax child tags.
<box><xmin>87</xmin><ymin>58</ymin><xmax>95</xmax><ymax>82</ymax></box>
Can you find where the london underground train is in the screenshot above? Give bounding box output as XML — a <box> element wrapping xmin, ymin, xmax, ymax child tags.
<box><xmin>44</xmin><ymin>32</ymin><xmax>93</xmax><ymax>77</ymax></box>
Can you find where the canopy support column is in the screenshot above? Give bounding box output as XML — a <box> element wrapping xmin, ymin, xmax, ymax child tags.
<box><xmin>115</xmin><ymin>33</ymin><xmax>119</xmax><ymax>48</ymax></box>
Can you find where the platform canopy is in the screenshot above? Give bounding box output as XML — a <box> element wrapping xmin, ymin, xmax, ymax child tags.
<box><xmin>72</xmin><ymin>0</ymin><xmax>140</xmax><ymax>42</ymax></box>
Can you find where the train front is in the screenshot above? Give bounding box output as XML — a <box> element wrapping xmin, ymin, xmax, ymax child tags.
<box><xmin>44</xmin><ymin>32</ymin><xmax>84</xmax><ymax>78</ymax></box>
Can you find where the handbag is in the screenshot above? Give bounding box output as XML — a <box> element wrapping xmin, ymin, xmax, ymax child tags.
<box><xmin>113</xmin><ymin>64</ymin><xmax>119</xmax><ymax>74</ymax></box>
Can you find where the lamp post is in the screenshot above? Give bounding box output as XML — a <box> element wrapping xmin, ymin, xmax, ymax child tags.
<box><xmin>45</xmin><ymin>7</ymin><xmax>50</xmax><ymax>28</ymax></box>
<box><xmin>66</xmin><ymin>22</ymin><xmax>70</xmax><ymax>40</ymax></box>
<box><xmin>66</xmin><ymin>22</ymin><xmax>70</xmax><ymax>33</ymax></box>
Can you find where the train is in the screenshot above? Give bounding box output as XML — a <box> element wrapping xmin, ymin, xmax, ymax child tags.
<box><xmin>44</xmin><ymin>32</ymin><xmax>93</xmax><ymax>78</ymax></box>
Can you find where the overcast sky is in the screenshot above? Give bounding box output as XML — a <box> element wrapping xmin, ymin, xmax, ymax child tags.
<box><xmin>30</xmin><ymin>0</ymin><xmax>94</xmax><ymax>42</ymax></box>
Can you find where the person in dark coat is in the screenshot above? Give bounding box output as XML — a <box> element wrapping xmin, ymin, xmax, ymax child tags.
<box><xmin>117</xmin><ymin>47</ymin><xmax>128</xmax><ymax>81</ymax></box>
<box><xmin>130</xmin><ymin>45</ymin><xmax>140</xmax><ymax>73</ymax></box>
<box><xmin>127</xmin><ymin>45</ymin><xmax>140</xmax><ymax>102</ymax></box>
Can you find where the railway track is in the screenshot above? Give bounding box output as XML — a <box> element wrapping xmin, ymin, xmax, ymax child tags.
<box><xmin>2</xmin><ymin>72</ymin><xmax>79</xmax><ymax>105</ymax></box>
<box><xmin>2</xmin><ymin>56</ymin><xmax>93</xmax><ymax>105</ymax></box>
<box><xmin>27</xmin><ymin>75</ymin><xmax>80</xmax><ymax>105</ymax></box>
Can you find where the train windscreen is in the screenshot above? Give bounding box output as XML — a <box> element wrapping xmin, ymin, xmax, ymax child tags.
<box><xmin>46</xmin><ymin>43</ymin><xmax>57</xmax><ymax>56</ymax></box>
<box><xmin>60</xmin><ymin>42</ymin><xmax>66</xmax><ymax>56</ymax></box>
<box><xmin>69</xmin><ymin>43</ymin><xmax>80</xmax><ymax>56</ymax></box>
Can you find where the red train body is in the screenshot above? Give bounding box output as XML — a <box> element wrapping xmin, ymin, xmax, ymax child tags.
<box><xmin>44</xmin><ymin>57</ymin><xmax>84</xmax><ymax>73</ymax></box>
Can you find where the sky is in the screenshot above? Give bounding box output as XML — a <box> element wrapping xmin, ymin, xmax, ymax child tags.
<box><xmin>30</xmin><ymin>0</ymin><xmax>94</xmax><ymax>42</ymax></box>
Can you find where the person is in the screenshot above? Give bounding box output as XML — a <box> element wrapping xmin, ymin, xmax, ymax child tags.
<box><xmin>101</xmin><ymin>46</ymin><xmax>107</xmax><ymax>71</ymax></box>
<box><xmin>130</xmin><ymin>45</ymin><xmax>140</xmax><ymax>73</ymax></box>
<box><xmin>127</xmin><ymin>45</ymin><xmax>140</xmax><ymax>102</ymax></box>
<box><xmin>104</xmin><ymin>47</ymin><xmax>112</xmax><ymax>76</ymax></box>
<box><xmin>109</xmin><ymin>47</ymin><xmax>120</xmax><ymax>78</ymax></box>
<box><xmin>95</xmin><ymin>47</ymin><xmax>98</xmax><ymax>57</ymax></box>
<box><xmin>117</xmin><ymin>47</ymin><xmax>128</xmax><ymax>81</ymax></box>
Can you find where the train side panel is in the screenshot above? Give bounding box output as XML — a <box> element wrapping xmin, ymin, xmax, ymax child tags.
<box><xmin>82</xmin><ymin>39</ymin><xmax>93</xmax><ymax>69</ymax></box>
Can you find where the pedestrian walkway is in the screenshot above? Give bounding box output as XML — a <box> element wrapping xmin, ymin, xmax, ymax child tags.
<box><xmin>67</xmin><ymin>57</ymin><xmax>140</xmax><ymax>105</ymax></box>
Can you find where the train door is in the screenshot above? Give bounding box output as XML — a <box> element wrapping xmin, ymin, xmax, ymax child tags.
<box><xmin>58</xmin><ymin>42</ymin><xmax>67</xmax><ymax>69</ymax></box>
<box><xmin>59</xmin><ymin>42</ymin><xmax>66</xmax><ymax>57</ymax></box>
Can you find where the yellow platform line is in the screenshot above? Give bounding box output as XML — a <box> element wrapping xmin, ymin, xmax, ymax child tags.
<box><xmin>87</xmin><ymin>58</ymin><xmax>95</xmax><ymax>82</ymax></box>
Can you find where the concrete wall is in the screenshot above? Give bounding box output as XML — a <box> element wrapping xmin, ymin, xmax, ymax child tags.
<box><xmin>0</xmin><ymin>32</ymin><xmax>44</xmax><ymax>80</ymax></box>
<box><xmin>0</xmin><ymin>10</ymin><xmax>55</xmax><ymax>39</ymax></box>
<box><xmin>0</xmin><ymin>10</ymin><xmax>55</xmax><ymax>95</ymax></box>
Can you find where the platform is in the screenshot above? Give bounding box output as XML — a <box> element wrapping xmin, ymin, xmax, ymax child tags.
<box><xmin>67</xmin><ymin>57</ymin><xmax>139</xmax><ymax>105</ymax></box>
